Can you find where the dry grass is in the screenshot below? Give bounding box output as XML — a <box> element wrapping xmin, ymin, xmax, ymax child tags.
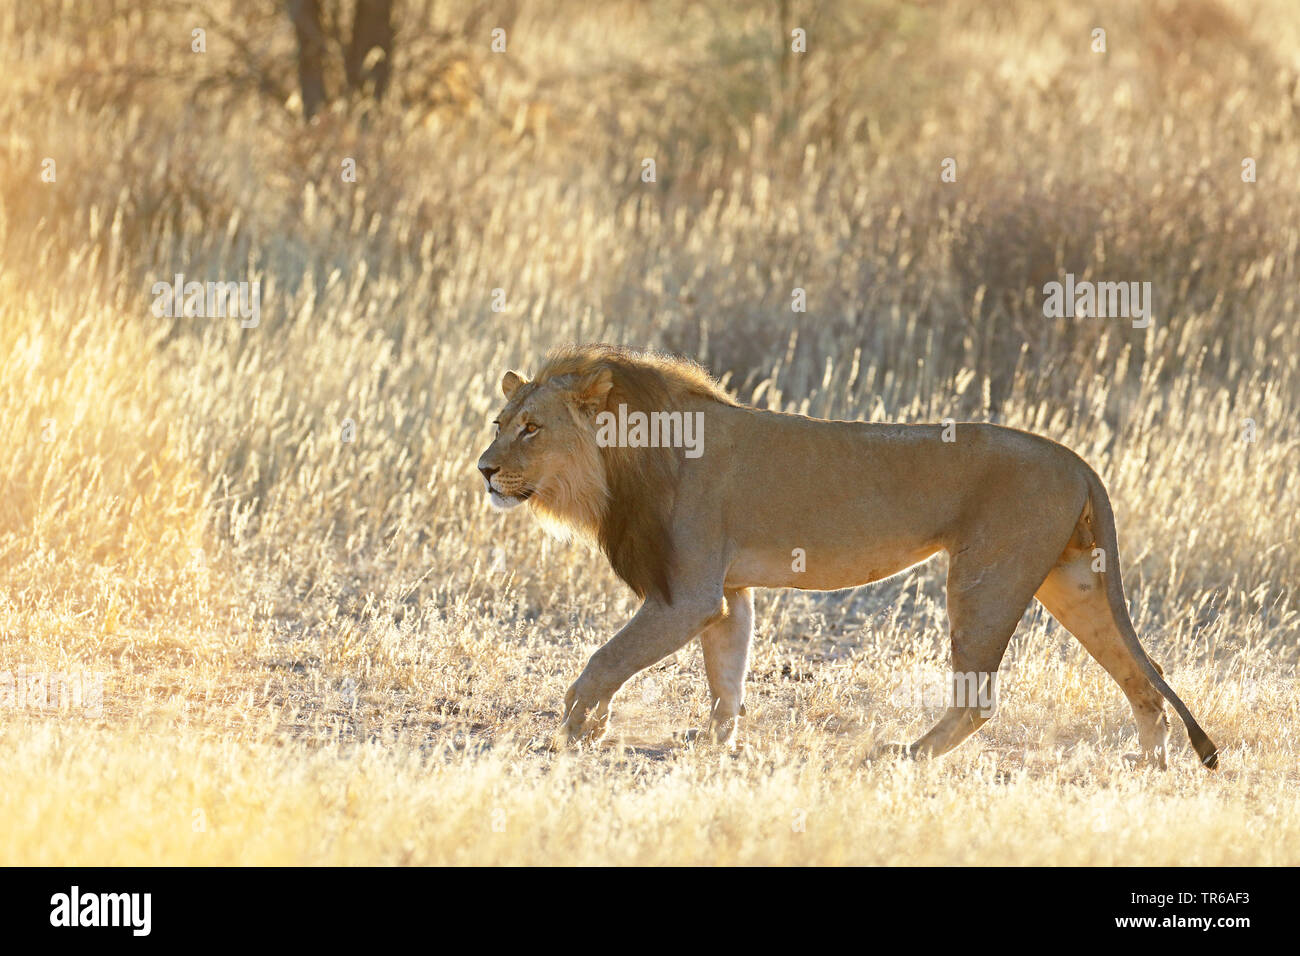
<box><xmin>0</xmin><ymin>0</ymin><xmax>1298</xmax><ymax>865</ymax></box>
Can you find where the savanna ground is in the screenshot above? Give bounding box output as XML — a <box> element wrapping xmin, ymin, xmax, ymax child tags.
<box><xmin>1</xmin><ymin>0</ymin><xmax>1298</xmax><ymax>865</ymax></box>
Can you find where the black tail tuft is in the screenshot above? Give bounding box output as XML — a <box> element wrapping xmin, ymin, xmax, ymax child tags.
<box><xmin>1191</xmin><ymin>728</ymin><xmax>1220</xmax><ymax>770</ymax></box>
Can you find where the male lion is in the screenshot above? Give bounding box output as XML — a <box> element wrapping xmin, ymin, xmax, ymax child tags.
<box><xmin>476</xmin><ymin>344</ymin><xmax>1218</xmax><ymax>769</ymax></box>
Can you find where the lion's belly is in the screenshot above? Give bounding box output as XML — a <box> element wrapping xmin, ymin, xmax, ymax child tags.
<box><xmin>723</xmin><ymin>543</ymin><xmax>941</xmax><ymax>591</ymax></box>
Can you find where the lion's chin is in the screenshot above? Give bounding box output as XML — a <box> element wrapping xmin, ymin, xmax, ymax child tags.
<box><xmin>488</xmin><ymin>488</ymin><xmax>529</xmax><ymax>511</ymax></box>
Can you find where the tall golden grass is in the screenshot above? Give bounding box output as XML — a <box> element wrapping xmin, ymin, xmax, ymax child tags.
<box><xmin>0</xmin><ymin>0</ymin><xmax>1297</xmax><ymax>864</ymax></box>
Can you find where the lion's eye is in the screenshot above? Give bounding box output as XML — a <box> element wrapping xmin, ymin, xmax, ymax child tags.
<box><xmin>522</xmin><ymin>422</ymin><xmax>541</xmax><ymax>436</ymax></box>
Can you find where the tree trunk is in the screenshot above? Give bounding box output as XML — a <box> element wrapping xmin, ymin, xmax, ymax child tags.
<box><xmin>287</xmin><ymin>0</ymin><xmax>328</xmax><ymax>119</ymax></box>
<box><xmin>345</xmin><ymin>0</ymin><xmax>396</xmax><ymax>102</ymax></box>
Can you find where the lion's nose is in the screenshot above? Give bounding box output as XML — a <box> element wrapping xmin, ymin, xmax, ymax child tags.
<box><xmin>479</xmin><ymin>465</ymin><xmax>499</xmax><ymax>484</ymax></box>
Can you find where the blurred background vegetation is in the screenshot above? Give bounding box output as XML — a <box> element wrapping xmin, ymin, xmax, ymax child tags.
<box><xmin>2</xmin><ymin>0</ymin><xmax>1297</xmax><ymax>660</ymax></box>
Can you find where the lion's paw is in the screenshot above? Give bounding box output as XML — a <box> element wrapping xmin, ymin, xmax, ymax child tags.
<box><xmin>1122</xmin><ymin>750</ymin><xmax>1168</xmax><ymax>771</ymax></box>
<box><xmin>868</xmin><ymin>742</ymin><xmax>920</xmax><ymax>762</ymax></box>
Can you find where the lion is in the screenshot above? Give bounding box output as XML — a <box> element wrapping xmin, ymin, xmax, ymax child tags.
<box><xmin>476</xmin><ymin>344</ymin><xmax>1219</xmax><ymax>769</ymax></box>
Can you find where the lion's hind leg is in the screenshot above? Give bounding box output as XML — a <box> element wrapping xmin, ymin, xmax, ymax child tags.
<box><xmin>873</xmin><ymin>499</ymin><xmax>1087</xmax><ymax>763</ymax></box>
<box><xmin>1035</xmin><ymin>555</ymin><xmax>1171</xmax><ymax>769</ymax></box>
<box><xmin>877</xmin><ymin>542</ymin><xmax>1059</xmax><ymax>762</ymax></box>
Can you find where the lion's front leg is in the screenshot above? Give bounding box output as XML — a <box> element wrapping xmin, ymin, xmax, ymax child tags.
<box><xmin>558</xmin><ymin>668</ymin><xmax>614</xmax><ymax>745</ymax></box>
<box><xmin>556</xmin><ymin>589</ymin><xmax>727</xmax><ymax>747</ymax></box>
<box><xmin>700</xmin><ymin>587</ymin><xmax>753</xmax><ymax>747</ymax></box>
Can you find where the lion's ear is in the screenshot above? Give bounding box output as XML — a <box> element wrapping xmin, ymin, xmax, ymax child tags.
<box><xmin>501</xmin><ymin>371</ymin><xmax>526</xmax><ymax>400</ymax></box>
<box><xmin>574</xmin><ymin>367</ymin><xmax>614</xmax><ymax>415</ymax></box>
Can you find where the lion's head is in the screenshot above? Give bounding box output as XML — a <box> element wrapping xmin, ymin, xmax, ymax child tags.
<box><xmin>476</xmin><ymin>344</ymin><xmax>735</xmax><ymax>602</ymax></box>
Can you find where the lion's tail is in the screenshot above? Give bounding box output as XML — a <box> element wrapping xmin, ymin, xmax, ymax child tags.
<box><xmin>1083</xmin><ymin>468</ymin><xmax>1219</xmax><ymax>770</ymax></box>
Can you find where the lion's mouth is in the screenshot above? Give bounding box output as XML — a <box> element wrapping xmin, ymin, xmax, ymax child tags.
<box><xmin>487</xmin><ymin>483</ymin><xmax>534</xmax><ymax>506</ymax></box>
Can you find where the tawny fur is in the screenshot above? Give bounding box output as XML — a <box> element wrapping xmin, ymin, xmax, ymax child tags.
<box><xmin>476</xmin><ymin>343</ymin><xmax>1219</xmax><ymax>768</ymax></box>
